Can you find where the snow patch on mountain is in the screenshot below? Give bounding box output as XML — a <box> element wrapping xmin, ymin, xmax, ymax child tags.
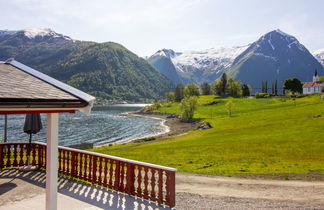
<box><xmin>0</xmin><ymin>28</ymin><xmax>72</xmax><ymax>40</ymax></box>
<box><xmin>313</xmin><ymin>49</ymin><xmax>324</xmax><ymax>66</ymax></box>
<box><xmin>171</xmin><ymin>46</ymin><xmax>249</xmax><ymax>72</ymax></box>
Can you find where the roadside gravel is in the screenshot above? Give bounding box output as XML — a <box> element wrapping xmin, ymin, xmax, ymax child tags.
<box><xmin>176</xmin><ymin>193</ymin><xmax>324</xmax><ymax>210</ymax></box>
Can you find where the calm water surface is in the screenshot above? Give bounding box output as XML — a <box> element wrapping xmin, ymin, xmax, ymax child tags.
<box><xmin>0</xmin><ymin>105</ymin><xmax>166</xmax><ymax>147</ymax></box>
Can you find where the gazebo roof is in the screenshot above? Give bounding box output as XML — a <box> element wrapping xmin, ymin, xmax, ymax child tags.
<box><xmin>0</xmin><ymin>59</ymin><xmax>95</xmax><ymax>114</ymax></box>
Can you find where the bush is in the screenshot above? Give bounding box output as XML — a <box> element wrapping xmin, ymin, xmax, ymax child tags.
<box><xmin>179</xmin><ymin>96</ymin><xmax>198</xmax><ymax>121</ymax></box>
<box><xmin>255</xmin><ymin>92</ymin><xmax>271</xmax><ymax>98</ymax></box>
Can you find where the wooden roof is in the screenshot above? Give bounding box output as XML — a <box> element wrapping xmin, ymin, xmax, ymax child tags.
<box><xmin>0</xmin><ymin>63</ymin><xmax>78</xmax><ymax>101</ymax></box>
<box><xmin>0</xmin><ymin>60</ymin><xmax>95</xmax><ymax>114</ymax></box>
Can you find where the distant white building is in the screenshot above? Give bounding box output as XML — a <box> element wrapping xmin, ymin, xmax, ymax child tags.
<box><xmin>303</xmin><ymin>69</ymin><xmax>324</xmax><ymax>94</ymax></box>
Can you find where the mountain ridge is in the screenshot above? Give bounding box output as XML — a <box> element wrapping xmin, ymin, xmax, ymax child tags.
<box><xmin>148</xmin><ymin>29</ymin><xmax>324</xmax><ymax>90</ymax></box>
<box><xmin>0</xmin><ymin>28</ymin><xmax>174</xmax><ymax>102</ymax></box>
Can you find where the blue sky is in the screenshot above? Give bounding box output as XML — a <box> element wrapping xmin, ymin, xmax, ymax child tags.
<box><xmin>1</xmin><ymin>0</ymin><xmax>323</xmax><ymax>56</ymax></box>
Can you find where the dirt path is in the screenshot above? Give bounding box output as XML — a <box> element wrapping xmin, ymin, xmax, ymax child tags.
<box><xmin>176</xmin><ymin>172</ymin><xmax>324</xmax><ymax>208</ymax></box>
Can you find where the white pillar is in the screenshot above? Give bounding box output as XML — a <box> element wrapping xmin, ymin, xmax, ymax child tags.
<box><xmin>46</xmin><ymin>113</ymin><xmax>59</xmax><ymax>210</ymax></box>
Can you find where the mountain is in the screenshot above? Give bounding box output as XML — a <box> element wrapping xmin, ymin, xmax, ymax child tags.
<box><xmin>0</xmin><ymin>28</ymin><xmax>174</xmax><ymax>101</ymax></box>
<box><xmin>228</xmin><ymin>30</ymin><xmax>324</xmax><ymax>89</ymax></box>
<box><xmin>147</xmin><ymin>49</ymin><xmax>182</xmax><ymax>84</ymax></box>
<box><xmin>148</xmin><ymin>46</ymin><xmax>248</xmax><ymax>84</ymax></box>
<box><xmin>313</xmin><ymin>49</ymin><xmax>324</xmax><ymax>67</ymax></box>
<box><xmin>148</xmin><ymin>30</ymin><xmax>324</xmax><ymax>90</ymax></box>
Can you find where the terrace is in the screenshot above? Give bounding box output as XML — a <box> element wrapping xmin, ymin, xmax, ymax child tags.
<box><xmin>0</xmin><ymin>60</ymin><xmax>176</xmax><ymax>209</ymax></box>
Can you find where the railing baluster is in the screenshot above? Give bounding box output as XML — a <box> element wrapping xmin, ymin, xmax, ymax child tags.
<box><xmin>98</xmin><ymin>157</ymin><xmax>103</xmax><ymax>185</ymax></box>
<box><xmin>137</xmin><ymin>166</ymin><xmax>142</xmax><ymax>196</ymax></box>
<box><xmin>84</xmin><ymin>154</ymin><xmax>88</xmax><ymax>181</ymax></box>
<box><xmin>103</xmin><ymin>158</ymin><xmax>108</xmax><ymax>187</ymax></box>
<box><xmin>32</xmin><ymin>144</ymin><xmax>36</xmax><ymax>165</ymax></box>
<box><xmin>0</xmin><ymin>144</ymin><xmax>3</xmax><ymax>169</ymax></box>
<box><xmin>6</xmin><ymin>144</ymin><xmax>11</xmax><ymax>167</ymax></box>
<box><xmin>13</xmin><ymin>144</ymin><xmax>18</xmax><ymax>166</ymax></box>
<box><xmin>108</xmin><ymin>159</ymin><xmax>113</xmax><ymax>188</ymax></box>
<box><xmin>158</xmin><ymin>169</ymin><xmax>163</xmax><ymax>204</ymax></box>
<box><xmin>151</xmin><ymin>169</ymin><xmax>156</xmax><ymax>200</ymax></box>
<box><xmin>143</xmin><ymin>166</ymin><xmax>149</xmax><ymax>198</ymax></box>
<box><xmin>114</xmin><ymin>161</ymin><xmax>120</xmax><ymax>190</ymax></box>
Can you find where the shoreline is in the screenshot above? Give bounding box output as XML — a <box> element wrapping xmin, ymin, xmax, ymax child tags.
<box><xmin>95</xmin><ymin>111</ymin><xmax>196</xmax><ymax>147</ymax></box>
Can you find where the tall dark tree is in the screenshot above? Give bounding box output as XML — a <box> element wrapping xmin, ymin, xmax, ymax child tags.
<box><xmin>174</xmin><ymin>84</ymin><xmax>185</xmax><ymax>102</ymax></box>
<box><xmin>283</xmin><ymin>78</ymin><xmax>303</xmax><ymax>94</ymax></box>
<box><xmin>241</xmin><ymin>84</ymin><xmax>250</xmax><ymax>97</ymax></box>
<box><xmin>220</xmin><ymin>73</ymin><xmax>227</xmax><ymax>95</ymax></box>
<box><xmin>200</xmin><ymin>82</ymin><xmax>211</xmax><ymax>95</ymax></box>
<box><xmin>274</xmin><ymin>79</ymin><xmax>278</xmax><ymax>95</ymax></box>
<box><xmin>265</xmin><ymin>81</ymin><xmax>268</xmax><ymax>93</ymax></box>
<box><xmin>271</xmin><ymin>82</ymin><xmax>275</xmax><ymax>95</ymax></box>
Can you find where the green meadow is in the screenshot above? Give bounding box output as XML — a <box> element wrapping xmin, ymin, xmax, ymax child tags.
<box><xmin>91</xmin><ymin>94</ymin><xmax>324</xmax><ymax>177</ymax></box>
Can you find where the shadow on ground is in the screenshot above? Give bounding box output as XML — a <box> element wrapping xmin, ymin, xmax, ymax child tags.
<box><xmin>0</xmin><ymin>169</ymin><xmax>170</xmax><ymax>210</ymax></box>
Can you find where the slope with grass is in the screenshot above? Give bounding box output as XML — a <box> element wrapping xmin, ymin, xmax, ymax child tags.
<box><xmin>90</xmin><ymin>95</ymin><xmax>324</xmax><ymax>176</ymax></box>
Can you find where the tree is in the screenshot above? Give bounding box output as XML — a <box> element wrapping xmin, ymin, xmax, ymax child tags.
<box><xmin>241</xmin><ymin>83</ymin><xmax>250</xmax><ymax>96</ymax></box>
<box><xmin>274</xmin><ymin>79</ymin><xmax>278</xmax><ymax>95</ymax></box>
<box><xmin>166</xmin><ymin>92</ymin><xmax>175</xmax><ymax>102</ymax></box>
<box><xmin>212</xmin><ymin>80</ymin><xmax>223</xmax><ymax>96</ymax></box>
<box><xmin>220</xmin><ymin>73</ymin><xmax>227</xmax><ymax>95</ymax></box>
<box><xmin>264</xmin><ymin>81</ymin><xmax>268</xmax><ymax>93</ymax></box>
<box><xmin>225</xmin><ymin>98</ymin><xmax>234</xmax><ymax>117</ymax></box>
<box><xmin>184</xmin><ymin>83</ymin><xmax>200</xmax><ymax>97</ymax></box>
<box><xmin>283</xmin><ymin>78</ymin><xmax>303</xmax><ymax>94</ymax></box>
<box><xmin>200</xmin><ymin>82</ymin><xmax>211</xmax><ymax>95</ymax></box>
<box><xmin>174</xmin><ymin>84</ymin><xmax>185</xmax><ymax>102</ymax></box>
<box><xmin>226</xmin><ymin>78</ymin><xmax>242</xmax><ymax>97</ymax></box>
<box><xmin>179</xmin><ymin>96</ymin><xmax>198</xmax><ymax>121</ymax></box>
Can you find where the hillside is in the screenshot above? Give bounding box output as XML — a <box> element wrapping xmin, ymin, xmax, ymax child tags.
<box><xmin>91</xmin><ymin>94</ymin><xmax>324</xmax><ymax>177</ymax></box>
<box><xmin>148</xmin><ymin>30</ymin><xmax>324</xmax><ymax>90</ymax></box>
<box><xmin>0</xmin><ymin>28</ymin><xmax>174</xmax><ymax>101</ymax></box>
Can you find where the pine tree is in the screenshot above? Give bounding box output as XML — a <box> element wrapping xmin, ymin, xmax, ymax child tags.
<box><xmin>274</xmin><ymin>80</ymin><xmax>278</xmax><ymax>95</ymax></box>
<box><xmin>220</xmin><ymin>73</ymin><xmax>227</xmax><ymax>95</ymax></box>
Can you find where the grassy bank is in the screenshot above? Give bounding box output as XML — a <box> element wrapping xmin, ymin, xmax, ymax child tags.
<box><xmin>90</xmin><ymin>94</ymin><xmax>324</xmax><ymax>177</ymax></box>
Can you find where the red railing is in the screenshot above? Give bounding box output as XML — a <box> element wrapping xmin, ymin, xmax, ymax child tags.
<box><xmin>0</xmin><ymin>142</ymin><xmax>176</xmax><ymax>207</ymax></box>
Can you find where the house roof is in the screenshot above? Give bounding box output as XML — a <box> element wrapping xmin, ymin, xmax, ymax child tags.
<box><xmin>303</xmin><ymin>81</ymin><xmax>324</xmax><ymax>88</ymax></box>
<box><xmin>0</xmin><ymin>59</ymin><xmax>95</xmax><ymax>114</ymax></box>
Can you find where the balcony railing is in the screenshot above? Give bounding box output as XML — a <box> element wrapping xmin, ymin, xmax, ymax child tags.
<box><xmin>0</xmin><ymin>142</ymin><xmax>176</xmax><ymax>207</ymax></box>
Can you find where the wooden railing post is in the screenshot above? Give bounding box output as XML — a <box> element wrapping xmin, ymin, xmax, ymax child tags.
<box><xmin>166</xmin><ymin>171</ymin><xmax>176</xmax><ymax>208</ymax></box>
<box><xmin>126</xmin><ymin>163</ymin><xmax>135</xmax><ymax>195</ymax></box>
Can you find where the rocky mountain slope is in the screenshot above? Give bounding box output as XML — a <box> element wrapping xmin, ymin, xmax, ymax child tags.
<box><xmin>149</xmin><ymin>30</ymin><xmax>324</xmax><ymax>90</ymax></box>
<box><xmin>0</xmin><ymin>28</ymin><xmax>174</xmax><ymax>101</ymax></box>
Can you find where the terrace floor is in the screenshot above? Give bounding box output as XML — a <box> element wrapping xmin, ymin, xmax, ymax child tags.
<box><xmin>0</xmin><ymin>168</ymin><xmax>169</xmax><ymax>210</ymax></box>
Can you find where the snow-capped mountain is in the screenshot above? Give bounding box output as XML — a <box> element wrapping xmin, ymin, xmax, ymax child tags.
<box><xmin>0</xmin><ymin>28</ymin><xmax>72</xmax><ymax>41</ymax></box>
<box><xmin>148</xmin><ymin>29</ymin><xmax>324</xmax><ymax>89</ymax></box>
<box><xmin>313</xmin><ymin>49</ymin><xmax>324</xmax><ymax>67</ymax></box>
<box><xmin>148</xmin><ymin>46</ymin><xmax>249</xmax><ymax>84</ymax></box>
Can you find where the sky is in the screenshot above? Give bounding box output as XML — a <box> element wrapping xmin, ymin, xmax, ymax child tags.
<box><xmin>1</xmin><ymin>0</ymin><xmax>324</xmax><ymax>56</ymax></box>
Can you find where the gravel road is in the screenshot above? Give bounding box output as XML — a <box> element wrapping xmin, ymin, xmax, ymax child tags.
<box><xmin>175</xmin><ymin>173</ymin><xmax>324</xmax><ymax>209</ymax></box>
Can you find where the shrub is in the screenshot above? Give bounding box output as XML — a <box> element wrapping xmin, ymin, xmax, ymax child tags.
<box><xmin>255</xmin><ymin>92</ymin><xmax>271</xmax><ymax>98</ymax></box>
<box><xmin>179</xmin><ymin>96</ymin><xmax>198</xmax><ymax>121</ymax></box>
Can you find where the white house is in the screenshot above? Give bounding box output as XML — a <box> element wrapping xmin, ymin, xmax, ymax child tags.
<box><xmin>303</xmin><ymin>70</ymin><xmax>324</xmax><ymax>94</ymax></box>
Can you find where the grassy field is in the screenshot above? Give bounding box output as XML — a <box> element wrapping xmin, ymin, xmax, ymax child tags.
<box><xmin>90</xmin><ymin>94</ymin><xmax>324</xmax><ymax>177</ymax></box>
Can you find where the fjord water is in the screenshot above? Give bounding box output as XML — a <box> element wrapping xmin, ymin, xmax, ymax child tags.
<box><xmin>0</xmin><ymin>105</ymin><xmax>167</xmax><ymax>147</ymax></box>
